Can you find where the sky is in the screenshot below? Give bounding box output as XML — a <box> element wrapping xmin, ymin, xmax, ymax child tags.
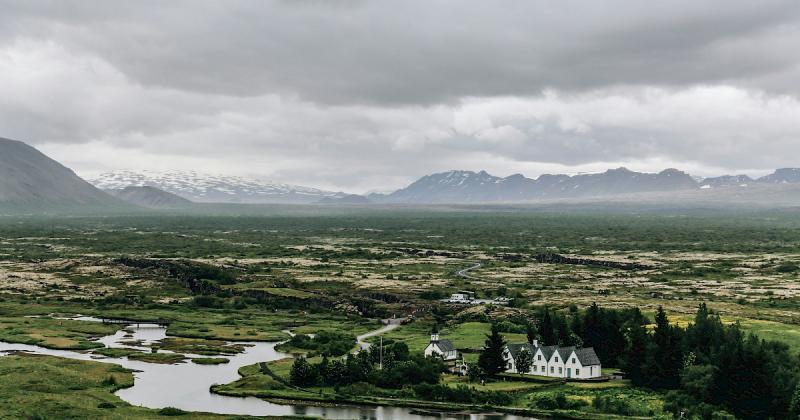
<box><xmin>2</xmin><ymin>1</ymin><xmax>800</xmax><ymax>193</ymax></box>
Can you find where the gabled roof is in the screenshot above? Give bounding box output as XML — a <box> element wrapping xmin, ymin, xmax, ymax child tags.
<box><xmin>556</xmin><ymin>346</ymin><xmax>576</xmax><ymax>361</ymax></box>
<box><xmin>574</xmin><ymin>347</ymin><xmax>601</xmax><ymax>366</ymax></box>
<box><xmin>435</xmin><ymin>339</ymin><xmax>455</xmax><ymax>353</ymax></box>
<box><xmin>506</xmin><ymin>343</ymin><xmax>534</xmax><ymax>360</ymax></box>
<box><xmin>540</xmin><ymin>345</ymin><xmax>559</xmax><ymax>360</ymax></box>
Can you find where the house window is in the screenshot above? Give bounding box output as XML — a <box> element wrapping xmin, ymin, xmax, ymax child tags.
<box><xmin>555</xmin><ymin>357</ymin><xmax>559</xmax><ymax>362</ymax></box>
<box><xmin>572</xmin><ymin>358</ymin><xmax>576</xmax><ymax>364</ymax></box>
<box><xmin>576</xmin><ymin>369</ymin><xmax>580</xmax><ymax>375</ymax></box>
<box><xmin>537</xmin><ymin>355</ymin><xmax>541</xmax><ymax>361</ymax></box>
<box><xmin>550</xmin><ymin>366</ymin><xmax>554</xmax><ymax>373</ymax></box>
<box><xmin>559</xmin><ymin>367</ymin><xmax>563</xmax><ymax>374</ymax></box>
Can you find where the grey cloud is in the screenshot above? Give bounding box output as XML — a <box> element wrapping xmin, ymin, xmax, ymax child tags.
<box><xmin>2</xmin><ymin>1</ymin><xmax>800</xmax><ymax>104</ymax></box>
<box><xmin>3</xmin><ymin>1</ymin><xmax>800</xmax><ymax>192</ymax></box>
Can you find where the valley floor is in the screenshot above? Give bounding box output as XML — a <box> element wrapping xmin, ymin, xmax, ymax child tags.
<box><xmin>0</xmin><ymin>210</ymin><xmax>799</xmax><ymax>418</ymax></box>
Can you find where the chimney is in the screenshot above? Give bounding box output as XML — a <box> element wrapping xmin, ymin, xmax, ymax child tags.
<box><xmin>533</xmin><ymin>339</ymin><xmax>539</xmax><ymax>347</ymax></box>
<box><xmin>431</xmin><ymin>333</ymin><xmax>439</xmax><ymax>343</ymax></box>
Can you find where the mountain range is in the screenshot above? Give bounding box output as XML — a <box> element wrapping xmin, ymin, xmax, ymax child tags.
<box><xmin>5</xmin><ymin>136</ymin><xmax>800</xmax><ymax>211</ymax></box>
<box><xmin>367</xmin><ymin>167</ymin><xmax>800</xmax><ymax>204</ymax></box>
<box><xmin>89</xmin><ymin>170</ymin><xmax>347</xmax><ymax>204</ymax></box>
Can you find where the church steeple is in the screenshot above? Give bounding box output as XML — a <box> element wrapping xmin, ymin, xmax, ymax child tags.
<box><xmin>431</xmin><ymin>325</ymin><xmax>439</xmax><ymax>343</ymax></box>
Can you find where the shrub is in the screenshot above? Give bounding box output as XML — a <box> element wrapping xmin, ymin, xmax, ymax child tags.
<box><xmin>158</xmin><ymin>407</ymin><xmax>187</xmax><ymax>416</ymax></box>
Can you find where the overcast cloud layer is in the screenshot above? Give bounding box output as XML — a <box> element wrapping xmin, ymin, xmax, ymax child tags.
<box><xmin>2</xmin><ymin>0</ymin><xmax>800</xmax><ymax>192</ymax></box>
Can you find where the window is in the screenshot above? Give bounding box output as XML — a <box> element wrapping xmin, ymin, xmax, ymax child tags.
<box><xmin>537</xmin><ymin>355</ymin><xmax>541</xmax><ymax>361</ymax></box>
<box><xmin>555</xmin><ymin>357</ymin><xmax>559</xmax><ymax>363</ymax></box>
<box><xmin>572</xmin><ymin>358</ymin><xmax>576</xmax><ymax>364</ymax></box>
<box><xmin>550</xmin><ymin>366</ymin><xmax>554</xmax><ymax>373</ymax></box>
<box><xmin>559</xmin><ymin>367</ymin><xmax>563</xmax><ymax>374</ymax></box>
<box><xmin>576</xmin><ymin>369</ymin><xmax>580</xmax><ymax>375</ymax></box>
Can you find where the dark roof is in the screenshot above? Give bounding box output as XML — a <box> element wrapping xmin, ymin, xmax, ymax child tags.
<box><xmin>556</xmin><ymin>346</ymin><xmax>576</xmax><ymax>361</ymax></box>
<box><xmin>506</xmin><ymin>343</ymin><xmax>533</xmax><ymax>360</ymax></box>
<box><xmin>540</xmin><ymin>345</ymin><xmax>559</xmax><ymax>360</ymax></box>
<box><xmin>574</xmin><ymin>347</ymin><xmax>601</xmax><ymax>366</ymax></box>
<box><xmin>436</xmin><ymin>339</ymin><xmax>455</xmax><ymax>353</ymax></box>
<box><xmin>506</xmin><ymin>343</ymin><xmax>600</xmax><ymax>366</ymax></box>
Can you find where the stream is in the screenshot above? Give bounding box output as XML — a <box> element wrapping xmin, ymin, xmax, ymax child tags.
<box><xmin>0</xmin><ymin>318</ymin><xmax>532</xmax><ymax>420</ymax></box>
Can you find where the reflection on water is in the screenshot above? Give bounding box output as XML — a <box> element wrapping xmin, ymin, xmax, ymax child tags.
<box><xmin>0</xmin><ymin>321</ymin><xmax>533</xmax><ymax>420</ymax></box>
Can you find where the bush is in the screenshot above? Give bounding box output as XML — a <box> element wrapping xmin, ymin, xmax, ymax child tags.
<box><xmin>412</xmin><ymin>383</ymin><xmax>513</xmax><ymax>405</ymax></box>
<box><xmin>775</xmin><ymin>262</ymin><xmax>799</xmax><ymax>273</ymax></box>
<box><xmin>192</xmin><ymin>295</ymin><xmax>223</xmax><ymax>308</ymax></box>
<box><xmin>158</xmin><ymin>407</ymin><xmax>187</xmax><ymax>416</ymax></box>
<box><xmin>284</xmin><ymin>330</ymin><xmax>355</xmax><ymax>357</ymax></box>
<box><xmin>531</xmin><ymin>392</ymin><xmax>587</xmax><ymax>411</ymax></box>
<box><xmin>97</xmin><ymin>402</ymin><xmax>115</xmax><ymax>409</ymax></box>
<box><xmin>101</xmin><ymin>375</ymin><xmax>118</xmax><ymax>386</ymax></box>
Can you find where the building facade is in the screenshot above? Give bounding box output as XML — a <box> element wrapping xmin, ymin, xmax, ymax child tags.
<box><xmin>503</xmin><ymin>340</ymin><xmax>602</xmax><ymax>379</ymax></box>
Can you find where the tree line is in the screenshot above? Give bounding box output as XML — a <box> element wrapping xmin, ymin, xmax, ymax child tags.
<box><xmin>477</xmin><ymin>303</ymin><xmax>800</xmax><ymax>419</ymax></box>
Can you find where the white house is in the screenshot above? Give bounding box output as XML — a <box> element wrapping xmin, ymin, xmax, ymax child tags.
<box><xmin>446</xmin><ymin>291</ymin><xmax>475</xmax><ymax>304</ymax></box>
<box><xmin>423</xmin><ymin>333</ymin><xmax>458</xmax><ymax>361</ymax></box>
<box><xmin>503</xmin><ymin>340</ymin><xmax>602</xmax><ymax>379</ymax></box>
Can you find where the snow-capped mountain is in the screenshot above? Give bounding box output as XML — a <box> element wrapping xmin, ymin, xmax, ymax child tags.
<box><xmin>89</xmin><ymin>170</ymin><xmax>347</xmax><ymax>204</ymax></box>
<box><xmin>371</xmin><ymin>168</ymin><xmax>698</xmax><ymax>203</ymax></box>
<box><xmin>699</xmin><ymin>174</ymin><xmax>753</xmax><ymax>189</ymax></box>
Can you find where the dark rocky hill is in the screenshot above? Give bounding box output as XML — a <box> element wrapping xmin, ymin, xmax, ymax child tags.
<box><xmin>0</xmin><ymin>137</ymin><xmax>127</xmax><ymax>213</ymax></box>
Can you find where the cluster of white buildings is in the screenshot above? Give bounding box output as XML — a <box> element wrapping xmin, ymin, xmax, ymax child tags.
<box><xmin>503</xmin><ymin>340</ymin><xmax>602</xmax><ymax>379</ymax></box>
<box><xmin>423</xmin><ymin>332</ymin><xmax>602</xmax><ymax>380</ymax></box>
<box><xmin>444</xmin><ymin>291</ymin><xmax>512</xmax><ymax>306</ymax></box>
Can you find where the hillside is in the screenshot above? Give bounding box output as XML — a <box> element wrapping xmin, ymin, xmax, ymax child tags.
<box><xmin>0</xmin><ymin>137</ymin><xmax>127</xmax><ymax>213</ymax></box>
<box><xmin>110</xmin><ymin>186</ymin><xmax>193</xmax><ymax>209</ymax></box>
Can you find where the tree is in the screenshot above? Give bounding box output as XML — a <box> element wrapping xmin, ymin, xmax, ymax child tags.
<box><xmin>290</xmin><ymin>357</ymin><xmax>318</xmax><ymax>387</ymax></box>
<box><xmin>622</xmin><ymin>322</ymin><xmax>649</xmax><ymax>386</ymax></box>
<box><xmin>525</xmin><ymin>322</ymin><xmax>537</xmax><ymax>345</ymax></box>
<box><xmin>644</xmin><ymin>306</ymin><xmax>682</xmax><ymax>389</ymax></box>
<box><xmin>467</xmin><ymin>362</ymin><xmax>484</xmax><ymax>383</ymax></box>
<box><xmin>478</xmin><ymin>324</ymin><xmax>507</xmax><ymax>376</ymax></box>
<box><xmin>790</xmin><ymin>383</ymin><xmax>800</xmax><ymax>419</ymax></box>
<box><xmin>580</xmin><ymin>303</ymin><xmax>603</xmax><ymax>354</ymax></box>
<box><xmin>540</xmin><ymin>309</ymin><xmax>557</xmax><ymax>345</ymax></box>
<box><xmin>516</xmin><ymin>348</ymin><xmax>533</xmax><ymax>375</ymax></box>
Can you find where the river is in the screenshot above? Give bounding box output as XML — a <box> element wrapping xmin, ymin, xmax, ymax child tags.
<box><xmin>0</xmin><ymin>318</ymin><xmax>532</xmax><ymax>420</ymax></box>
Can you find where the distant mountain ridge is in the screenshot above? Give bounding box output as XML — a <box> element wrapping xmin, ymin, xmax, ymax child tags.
<box><xmin>370</xmin><ymin>167</ymin><xmax>698</xmax><ymax>203</ymax></box>
<box><xmin>368</xmin><ymin>167</ymin><xmax>800</xmax><ymax>204</ymax></box>
<box><xmin>89</xmin><ymin>170</ymin><xmax>347</xmax><ymax>204</ymax></box>
<box><xmin>0</xmin><ymin>137</ymin><xmax>126</xmax><ymax>212</ymax></box>
<box><xmin>109</xmin><ymin>186</ymin><xmax>193</xmax><ymax>209</ymax></box>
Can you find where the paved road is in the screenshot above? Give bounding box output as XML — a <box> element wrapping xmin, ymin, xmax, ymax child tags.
<box><xmin>456</xmin><ymin>262</ymin><xmax>482</xmax><ymax>279</ymax></box>
<box><xmin>355</xmin><ymin>318</ymin><xmax>404</xmax><ymax>352</ymax></box>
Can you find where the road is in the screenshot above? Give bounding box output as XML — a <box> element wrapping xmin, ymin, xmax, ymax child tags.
<box><xmin>456</xmin><ymin>262</ymin><xmax>482</xmax><ymax>279</ymax></box>
<box><xmin>355</xmin><ymin>318</ymin><xmax>404</xmax><ymax>352</ymax></box>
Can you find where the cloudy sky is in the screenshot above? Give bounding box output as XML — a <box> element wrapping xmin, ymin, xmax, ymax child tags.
<box><xmin>2</xmin><ymin>1</ymin><xmax>800</xmax><ymax>193</ymax></box>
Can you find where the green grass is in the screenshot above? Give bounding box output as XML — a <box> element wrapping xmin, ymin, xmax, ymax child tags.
<box><xmin>0</xmin><ymin>316</ymin><xmax>120</xmax><ymax>350</ymax></box>
<box><xmin>128</xmin><ymin>352</ymin><xmax>187</xmax><ymax>364</ymax></box>
<box><xmin>191</xmin><ymin>357</ymin><xmax>230</xmax><ymax>365</ymax></box>
<box><xmin>0</xmin><ymin>354</ymin><xmax>245</xmax><ymax>419</ymax></box>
